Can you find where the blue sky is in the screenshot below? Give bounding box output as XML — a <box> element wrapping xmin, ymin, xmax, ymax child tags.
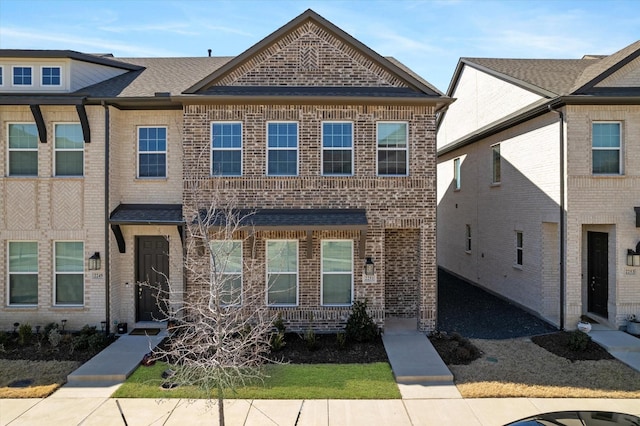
<box><xmin>0</xmin><ymin>0</ymin><xmax>638</xmax><ymax>92</ymax></box>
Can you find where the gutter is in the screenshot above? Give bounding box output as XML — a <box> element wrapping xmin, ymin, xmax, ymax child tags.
<box><xmin>548</xmin><ymin>105</ymin><xmax>566</xmax><ymax>331</ymax></box>
<box><xmin>102</xmin><ymin>101</ymin><xmax>111</xmax><ymax>334</ymax></box>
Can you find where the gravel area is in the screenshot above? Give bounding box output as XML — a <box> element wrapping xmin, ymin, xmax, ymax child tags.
<box><xmin>437</xmin><ymin>268</ymin><xmax>557</xmax><ymax>339</ymax></box>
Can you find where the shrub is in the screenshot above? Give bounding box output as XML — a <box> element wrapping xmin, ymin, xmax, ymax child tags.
<box><xmin>273</xmin><ymin>313</ymin><xmax>286</xmax><ymax>333</ymax></box>
<box><xmin>568</xmin><ymin>330</ymin><xmax>591</xmax><ymax>352</ymax></box>
<box><xmin>48</xmin><ymin>329</ymin><xmax>62</xmax><ymax>348</ymax></box>
<box><xmin>345</xmin><ymin>300</ymin><xmax>378</xmax><ymax>343</ymax></box>
<box><xmin>304</xmin><ymin>328</ymin><xmax>319</xmax><ymax>351</ymax></box>
<box><xmin>335</xmin><ymin>332</ymin><xmax>347</xmax><ymax>349</ymax></box>
<box><xmin>44</xmin><ymin>322</ymin><xmax>59</xmax><ymax>337</ymax></box>
<box><xmin>18</xmin><ymin>323</ymin><xmax>32</xmax><ymax>346</ymax></box>
<box><xmin>0</xmin><ymin>331</ymin><xmax>8</xmax><ymax>346</ymax></box>
<box><xmin>270</xmin><ymin>332</ymin><xmax>286</xmax><ymax>351</ymax></box>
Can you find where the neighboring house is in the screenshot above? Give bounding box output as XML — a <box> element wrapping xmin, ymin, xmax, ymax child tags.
<box><xmin>1</xmin><ymin>10</ymin><xmax>450</xmax><ymax>333</ymax></box>
<box><xmin>437</xmin><ymin>40</ymin><xmax>640</xmax><ymax>330</ymax></box>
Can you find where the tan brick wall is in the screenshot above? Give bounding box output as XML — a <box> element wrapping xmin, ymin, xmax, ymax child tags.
<box><xmin>385</xmin><ymin>229</ymin><xmax>420</xmax><ymax>317</ymax></box>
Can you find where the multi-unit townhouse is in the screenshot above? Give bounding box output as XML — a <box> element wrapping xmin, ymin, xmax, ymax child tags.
<box><xmin>437</xmin><ymin>40</ymin><xmax>640</xmax><ymax>330</ymax></box>
<box><xmin>1</xmin><ymin>10</ymin><xmax>450</xmax><ymax>333</ymax></box>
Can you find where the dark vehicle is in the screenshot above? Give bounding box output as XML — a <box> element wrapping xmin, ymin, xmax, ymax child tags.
<box><xmin>506</xmin><ymin>411</ymin><xmax>640</xmax><ymax>426</ymax></box>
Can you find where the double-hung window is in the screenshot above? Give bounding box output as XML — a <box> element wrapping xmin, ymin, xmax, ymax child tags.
<box><xmin>322</xmin><ymin>122</ymin><xmax>353</xmax><ymax>175</ymax></box>
<box><xmin>491</xmin><ymin>144</ymin><xmax>501</xmax><ymax>184</ymax></box>
<box><xmin>0</xmin><ymin>66</ymin><xmax>4</xmax><ymax>86</ymax></box>
<box><xmin>55</xmin><ymin>124</ymin><xmax>84</xmax><ymax>176</ymax></box>
<box><xmin>454</xmin><ymin>158</ymin><xmax>461</xmax><ymax>190</ymax></box>
<box><xmin>8</xmin><ymin>123</ymin><xmax>38</xmax><ymax>176</ymax></box>
<box><xmin>210</xmin><ymin>240</ymin><xmax>243</xmax><ymax>306</ymax></box>
<box><xmin>42</xmin><ymin>67</ymin><xmax>61</xmax><ymax>86</ymax></box>
<box><xmin>321</xmin><ymin>240</ymin><xmax>353</xmax><ymax>306</ymax></box>
<box><xmin>267</xmin><ymin>122</ymin><xmax>298</xmax><ymax>176</ymax></box>
<box><xmin>377</xmin><ymin>122</ymin><xmax>408</xmax><ymax>176</ymax></box>
<box><xmin>54</xmin><ymin>241</ymin><xmax>84</xmax><ymax>305</ymax></box>
<box><xmin>266</xmin><ymin>240</ymin><xmax>298</xmax><ymax>305</ymax></box>
<box><xmin>516</xmin><ymin>231</ymin><xmax>523</xmax><ymax>266</ymax></box>
<box><xmin>13</xmin><ymin>66</ymin><xmax>32</xmax><ymax>86</ymax></box>
<box><xmin>138</xmin><ymin>127</ymin><xmax>167</xmax><ymax>178</ymax></box>
<box><xmin>8</xmin><ymin>242</ymin><xmax>38</xmax><ymax>305</ymax></box>
<box><xmin>592</xmin><ymin>122</ymin><xmax>621</xmax><ymax>174</ymax></box>
<box><xmin>465</xmin><ymin>224</ymin><xmax>472</xmax><ymax>252</ymax></box>
<box><xmin>211</xmin><ymin>122</ymin><xmax>242</xmax><ymax>176</ymax></box>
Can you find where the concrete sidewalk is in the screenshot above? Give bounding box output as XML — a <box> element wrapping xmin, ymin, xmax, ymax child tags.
<box><xmin>3</xmin><ymin>397</ymin><xmax>639</xmax><ymax>425</ymax></box>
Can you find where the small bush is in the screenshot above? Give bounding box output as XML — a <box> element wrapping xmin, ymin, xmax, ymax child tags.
<box><xmin>304</xmin><ymin>328</ymin><xmax>319</xmax><ymax>351</ymax></box>
<box><xmin>48</xmin><ymin>329</ymin><xmax>62</xmax><ymax>348</ymax></box>
<box><xmin>0</xmin><ymin>331</ymin><xmax>8</xmax><ymax>346</ymax></box>
<box><xmin>270</xmin><ymin>332</ymin><xmax>286</xmax><ymax>351</ymax></box>
<box><xmin>44</xmin><ymin>322</ymin><xmax>59</xmax><ymax>337</ymax></box>
<box><xmin>567</xmin><ymin>330</ymin><xmax>591</xmax><ymax>352</ymax></box>
<box><xmin>273</xmin><ymin>313</ymin><xmax>286</xmax><ymax>333</ymax></box>
<box><xmin>335</xmin><ymin>332</ymin><xmax>347</xmax><ymax>349</ymax></box>
<box><xmin>345</xmin><ymin>300</ymin><xmax>378</xmax><ymax>343</ymax></box>
<box><xmin>18</xmin><ymin>323</ymin><xmax>32</xmax><ymax>346</ymax></box>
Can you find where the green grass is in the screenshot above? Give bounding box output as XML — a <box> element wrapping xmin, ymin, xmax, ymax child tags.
<box><xmin>113</xmin><ymin>362</ymin><xmax>400</xmax><ymax>399</ymax></box>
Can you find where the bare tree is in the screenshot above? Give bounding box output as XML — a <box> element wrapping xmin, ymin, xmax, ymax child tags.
<box><xmin>148</xmin><ymin>183</ymin><xmax>275</xmax><ymax>426</ymax></box>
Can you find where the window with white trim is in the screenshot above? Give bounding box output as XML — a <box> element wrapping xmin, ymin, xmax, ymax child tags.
<box><xmin>0</xmin><ymin>66</ymin><xmax>4</xmax><ymax>86</ymax></box>
<box><xmin>516</xmin><ymin>231</ymin><xmax>523</xmax><ymax>266</ymax></box>
<box><xmin>55</xmin><ymin>124</ymin><xmax>84</xmax><ymax>176</ymax></box>
<box><xmin>322</xmin><ymin>122</ymin><xmax>353</xmax><ymax>175</ymax></box>
<box><xmin>210</xmin><ymin>240</ymin><xmax>243</xmax><ymax>306</ymax></box>
<box><xmin>13</xmin><ymin>66</ymin><xmax>32</xmax><ymax>86</ymax></box>
<box><xmin>491</xmin><ymin>144</ymin><xmax>501</xmax><ymax>184</ymax></box>
<box><xmin>8</xmin><ymin>123</ymin><xmax>38</xmax><ymax>176</ymax></box>
<box><xmin>138</xmin><ymin>127</ymin><xmax>167</xmax><ymax>178</ymax></box>
<box><xmin>592</xmin><ymin>122</ymin><xmax>621</xmax><ymax>174</ymax></box>
<box><xmin>465</xmin><ymin>224</ymin><xmax>472</xmax><ymax>252</ymax></box>
<box><xmin>377</xmin><ymin>122</ymin><xmax>408</xmax><ymax>175</ymax></box>
<box><xmin>321</xmin><ymin>240</ymin><xmax>353</xmax><ymax>306</ymax></box>
<box><xmin>42</xmin><ymin>66</ymin><xmax>61</xmax><ymax>86</ymax></box>
<box><xmin>211</xmin><ymin>122</ymin><xmax>242</xmax><ymax>176</ymax></box>
<box><xmin>8</xmin><ymin>241</ymin><xmax>38</xmax><ymax>305</ymax></box>
<box><xmin>267</xmin><ymin>122</ymin><xmax>298</xmax><ymax>176</ymax></box>
<box><xmin>54</xmin><ymin>241</ymin><xmax>84</xmax><ymax>305</ymax></box>
<box><xmin>454</xmin><ymin>157</ymin><xmax>461</xmax><ymax>190</ymax></box>
<box><xmin>266</xmin><ymin>240</ymin><xmax>298</xmax><ymax>305</ymax></box>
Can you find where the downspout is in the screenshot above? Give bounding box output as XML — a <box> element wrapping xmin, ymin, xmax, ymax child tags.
<box><xmin>102</xmin><ymin>101</ymin><xmax>111</xmax><ymax>334</ymax></box>
<box><xmin>548</xmin><ymin>105</ymin><xmax>565</xmax><ymax>331</ymax></box>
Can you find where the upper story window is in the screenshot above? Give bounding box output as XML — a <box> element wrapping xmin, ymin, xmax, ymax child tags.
<box><xmin>210</xmin><ymin>240</ymin><xmax>243</xmax><ymax>306</ymax></box>
<box><xmin>592</xmin><ymin>122</ymin><xmax>621</xmax><ymax>175</ymax></box>
<box><xmin>54</xmin><ymin>241</ymin><xmax>84</xmax><ymax>306</ymax></box>
<box><xmin>454</xmin><ymin>157</ymin><xmax>461</xmax><ymax>190</ymax></box>
<box><xmin>138</xmin><ymin>127</ymin><xmax>167</xmax><ymax>178</ymax></box>
<box><xmin>0</xmin><ymin>66</ymin><xmax>4</xmax><ymax>86</ymax></box>
<box><xmin>267</xmin><ymin>122</ymin><xmax>298</xmax><ymax>176</ymax></box>
<box><xmin>491</xmin><ymin>144</ymin><xmax>501</xmax><ymax>184</ymax></box>
<box><xmin>377</xmin><ymin>122</ymin><xmax>408</xmax><ymax>176</ymax></box>
<box><xmin>8</xmin><ymin>241</ymin><xmax>38</xmax><ymax>306</ymax></box>
<box><xmin>42</xmin><ymin>66</ymin><xmax>61</xmax><ymax>86</ymax></box>
<box><xmin>465</xmin><ymin>224</ymin><xmax>472</xmax><ymax>252</ymax></box>
<box><xmin>515</xmin><ymin>231</ymin><xmax>524</xmax><ymax>266</ymax></box>
<box><xmin>266</xmin><ymin>240</ymin><xmax>298</xmax><ymax>306</ymax></box>
<box><xmin>321</xmin><ymin>240</ymin><xmax>353</xmax><ymax>306</ymax></box>
<box><xmin>211</xmin><ymin>122</ymin><xmax>242</xmax><ymax>176</ymax></box>
<box><xmin>55</xmin><ymin>124</ymin><xmax>84</xmax><ymax>176</ymax></box>
<box><xmin>13</xmin><ymin>66</ymin><xmax>32</xmax><ymax>86</ymax></box>
<box><xmin>322</xmin><ymin>122</ymin><xmax>353</xmax><ymax>176</ymax></box>
<box><xmin>8</xmin><ymin>123</ymin><xmax>38</xmax><ymax>176</ymax></box>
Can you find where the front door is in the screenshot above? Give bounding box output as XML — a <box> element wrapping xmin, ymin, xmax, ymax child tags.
<box><xmin>136</xmin><ymin>236</ymin><xmax>169</xmax><ymax>322</ymax></box>
<box><xmin>587</xmin><ymin>231</ymin><xmax>608</xmax><ymax>317</ymax></box>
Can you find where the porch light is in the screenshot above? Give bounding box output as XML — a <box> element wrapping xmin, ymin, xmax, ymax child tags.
<box><xmin>88</xmin><ymin>252</ymin><xmax>101</xmax><ymax>270</ymax></box>
<box><xmin>364</xmin><ymin>257</ymin><xmax>375</xmax><ymax>276</ymax></box>
<box><xmin>628</xmin><ymin>249</ymin><xmax>640</xmax><ymax>267</ymax></box>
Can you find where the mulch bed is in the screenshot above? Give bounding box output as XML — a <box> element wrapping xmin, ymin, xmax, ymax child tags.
<box><xmin>531</xmin><ymin>331</ymin><xmax>614</xmax><ymax>361</ymax></box>
<box><xmin>0</xmin><ymin>332</ymin><xmax>115</xmax><ymax>363</ymax></box>
<box><xmin>269</xmin><ymin>333</ymin><xmax>388</xmax><ymax>364</ymax></box>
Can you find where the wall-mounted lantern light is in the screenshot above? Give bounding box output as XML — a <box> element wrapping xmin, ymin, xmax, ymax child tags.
<box><xmin>88</xmin><ymin>252</ymin><xmax>101</xmax><ymax>270</ymax></box>
<box><xmin>628</xmin><ymin>249</ymin><xmax>640</xmax><ymax>267</ymax></box>
<box><xmin>364</xmin><ymin>257</ymin><xmax>375</xmax><ymax>276</ymax></box>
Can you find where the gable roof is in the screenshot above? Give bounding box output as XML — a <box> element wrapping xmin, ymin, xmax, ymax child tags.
<box><xmin>0</xmin><ymin>49</ymin><xmax>142</xmax><ymax>71</ymax></box>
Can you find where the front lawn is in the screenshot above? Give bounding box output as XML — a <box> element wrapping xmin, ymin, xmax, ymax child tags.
<box><xmin>113</xmin><ymin>362</ymin><xmax>400</xmax><ymax>399</ymax></box>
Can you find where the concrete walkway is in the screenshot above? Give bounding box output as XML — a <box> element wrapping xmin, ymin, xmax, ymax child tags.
<box><xmin>589</xmin><ymin>324</ymin><xmax>640</xmax><ymax>372</ymax></box>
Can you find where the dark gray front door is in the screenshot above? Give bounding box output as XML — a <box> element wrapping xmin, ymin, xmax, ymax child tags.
<box><xmin>136</xmin><ymin>236</ymin><xmax>169</xmax><ymax>322</ymax></box>
<box><xmin>587</xmin><ymin>231</ymin><xmax>608</xmax><ymax>317</ymax></box>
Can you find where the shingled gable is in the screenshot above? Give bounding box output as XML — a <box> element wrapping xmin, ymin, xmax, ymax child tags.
<box><xmin>182</xmin><ymin>9</ymin><xmax>446</xmax><ymax>105</ymax></box>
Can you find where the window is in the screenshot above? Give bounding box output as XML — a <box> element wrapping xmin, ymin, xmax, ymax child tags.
<box><xmin>54</xmin><ymin>241</ymin><xmax>84</xmax><ymax>305</ymax></box>
<box><xmin>210</xmin><ymin>241</ymin><xmax>243</xmax><ymax>306</ymax></box>
<box><xmin>454</xmin><ymin>158</ymin><xmax>461</xmax><ymax>190</ymax></box>
<box><xmin>266</xmin><ymin>240</ymin><xmax>298</xmax><ymax>305</ymax></box>
<box><xmin>8</xmin><ymin>242</ymin><xmax>38</xmax><ymax>305</ymax></box>
<box><xmin>322</xmin><ymin>122</ymin><xmax>353</xmax><ymax>175</ymax></box>
<box><xmin>491</xmin><ymin>144</ymin><xmax>501</xmax><ymax>184</ymax></box>
<box><xmin>592</xmin><ymin>122</ymin><xmax>621</xmax><ymax>174</ymax></box>
<box><xmin>267</xmin><ymin>122</ymin><xmax>298</xmax><ymax>176</ymax></box>
<box><xmin>55</xmin><ymin>124</ymin><xmax>84</xmax><ymax>176</ymax></box>
<box><xmin>42</xmin><ymin>67</ymin><xmax>61</xmax><ymax>86</ymax></box>
<box><xmin>0</xmin><ymin>66</ymin><xmax>3</xmax><ymax>86</ymax></box>
<box><xmin>516</xmin><ymin>231</ymin><xmax>523</xmax><ymax>266</ymax></box>
<box><xmin>465</xmin><ymin>225</ymin><xmax>471</xmax><ymax>252</ymax></box>
<box><xmin>321</xmin><ymin>240</ymin><xmax>353</xmax><ymax>306</ymax></box>
<box><xmin>138</xmin><ymin>127</ymin><xmax>167</xmax><ymax>178</ymax></box>
<box><xmin>13</xmin><ymin>66</ymin><xmax>32</xmax><ymax>85</ymax></box>
<box><xmin>211</xmin><ymin>122</ymin><xmax>242</xmax><ymax>176</ymax></box>
<box><xmin>377</xmin><ymin>122</ymin><xmax>408</xmax><ymax>176</ymax></box>
<box><xmin>8</xmin><ymin>123</ymin><xmax>38</xmax><ymax>176</ymax></box>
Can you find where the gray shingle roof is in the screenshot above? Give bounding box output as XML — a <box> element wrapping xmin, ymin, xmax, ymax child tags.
<box><xmin>110</xmin><ymin>204</ymin><xmax>184</xmax><ymax>224</ymax></box>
